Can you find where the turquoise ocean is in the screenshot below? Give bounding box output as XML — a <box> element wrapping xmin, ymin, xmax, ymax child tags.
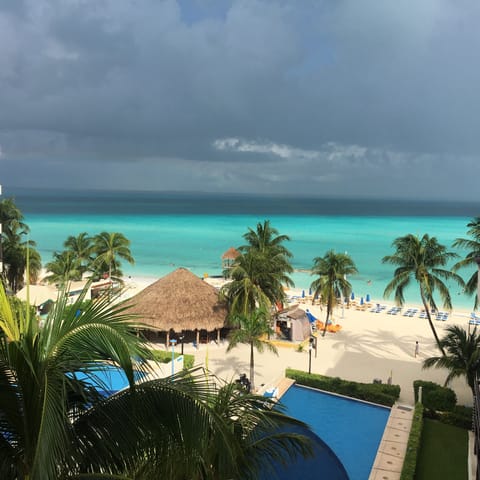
<box><xmin>9</xmin><ymin>188</ymin><xmax>480</xmax><ymax>310</ymax></box>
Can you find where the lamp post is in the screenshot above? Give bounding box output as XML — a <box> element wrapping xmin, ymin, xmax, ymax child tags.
<box><xmin>170</xmin><ymin>339</ymin><xmax>177</xmax><ymax>378</ymax></box>
<box><xmin>179</xmin><ymin>334</ymin><xmax>185</xmax><ymax>355</ymax></box>
<box><xmin>308</xmin><ymin>336</ymin><xmax>314</xmax><ymax>374</ymax></box>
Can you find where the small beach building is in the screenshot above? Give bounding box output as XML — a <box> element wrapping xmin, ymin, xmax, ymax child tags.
<box><xmin>125</xmin><ymin>267</ymin><xmax>228</xmax><ymax>347</ymax></box>
<box><xmin>275</xmin><ymin>307</ymin><xmax>311</xmax><ymax>342</ymax></box>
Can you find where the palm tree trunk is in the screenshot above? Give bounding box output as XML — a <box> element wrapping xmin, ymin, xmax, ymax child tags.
<box><xmin>322</xmin><ymin>297</ymin><xmax>331</xmax><ymax>337</ymax></box>
<box><xmin>421</xmin><ymin>294</ymin><xmax>446</xmax><ymax>356</ymax></box>
<box><xmin>250</xmin><ymin>342</ymin><xmax>255</xmax><ymax>392</ymax></box>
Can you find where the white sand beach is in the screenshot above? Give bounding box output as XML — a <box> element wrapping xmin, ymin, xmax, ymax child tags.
<box><xmin>171</xmin><ymin>284</ymin><xmax>474</xmax><ymax>407</ymax></box>
<box><xmin>34</xmin><ymin>273</ymin><xmax>475</xmax><ymax>406</ymax></box>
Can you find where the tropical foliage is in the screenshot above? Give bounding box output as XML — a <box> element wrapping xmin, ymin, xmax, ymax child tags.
<box><xmin>44</xmin><ymin>231</ymin><xmax>134</xmax><ymax>285</ymax></box>
<box><xmin>453</xmin><ymin>217</ymin><xmax>480</xmax><ymax>309</ymax></box>
<box><xmin>227</xmin><ymin>308</ymin><xmax>278</xmax><ymax>391</ymax></box>
<box><xmin>222</xmin><ymin>220</ymin><xmax>293</xmax><ymax>316</ymax></box>
<box><xmin>383</xmin><ymin>234</ymin><xmax>464</xmax><ymax>355</ymax></box>
<box><xmin>0</xmin><ymin>198</ymin><xmax>41</xmax><ymax>292</ymax></box>
<box><xmin>310</xmin><ymin>250</ymin><xmax>357</xmax><ymax>336</ymax></box>
<box><xmin>423</xmin><ymin>325</ymin><xmax>480</xmax><ymax>398</ymax></box>
<box><xmin>0</xmin><ymin>284</ymin><xmax>312</xmax><ymax>479</ymax></box>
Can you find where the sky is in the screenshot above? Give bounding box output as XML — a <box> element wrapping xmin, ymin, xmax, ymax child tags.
<box><xmin>0</xmin><ymin>0</ymin><xmax>479</xmax><ymax>201</ymax></box>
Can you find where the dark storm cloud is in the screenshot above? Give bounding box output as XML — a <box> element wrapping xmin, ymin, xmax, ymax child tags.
<box><xmin>0</xmin><ymin>0</ymin><xmax>479</xmax><ymax>199</ymax></box>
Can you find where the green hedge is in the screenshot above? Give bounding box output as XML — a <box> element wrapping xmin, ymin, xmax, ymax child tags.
<box><xmin>285</xmin><ymin>369</ymin><xmax>401</xmax><ymax>406</ymax></box>
<box><xmin>151</xmin><ymin>350</ymin><xmax>195</xmax><ymax>370</ymax></box>
<box><xmin>424</xmin><ymin>405</ymin><xmax>473</xmax><ymax>430</ymax></box>
<box><xmin>413</xmin><ymin>380</ymin><xmax>457</xmax><ymax>412</ymax></box>
<box><xmin>400</xmin><ymin>403</ymin><xmax>424</xmax><ymax>480</ymax></box>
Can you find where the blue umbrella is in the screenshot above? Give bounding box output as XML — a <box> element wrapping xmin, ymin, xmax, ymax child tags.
<box><xmin>309</xmin><ymin>287</ymin><xmax>312</xmax><ymax>296</ymax></box>
<box><xmin>305</xmin><ymin>309</ymin><xmax>317</xmax><ymax>323</ymax></box>
<box><xmin>360</xmin><ymin>297</ymin><xmax>364</xmax><ymax>305</ymax></box>
<box><xmin>350</xmin><ymin>292</ymin><xmax>355</xmax><ymax>301</ymax></box>
<box><xmin>301</xmin><ymin>290</ymin><xmax>305</xmax><ymax>298</ymax></box>
<box><xmin>366</xmin><ymin>293</ymin><xmax>371</xmax><ymax>303</ymax></box>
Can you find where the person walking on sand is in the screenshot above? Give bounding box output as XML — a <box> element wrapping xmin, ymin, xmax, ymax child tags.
<box><xmin>414</xmin><ymin>341</ymin><xmax>419</xmax><ymax>358</ymax></box>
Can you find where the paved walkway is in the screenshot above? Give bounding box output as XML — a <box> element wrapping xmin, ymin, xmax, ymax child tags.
<box><xmin>369</xmin><ymin>404</ymin><xmax>414</xmax><ymax>480</ymax></box>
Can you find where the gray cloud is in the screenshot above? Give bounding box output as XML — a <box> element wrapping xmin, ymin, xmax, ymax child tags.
<box><xmin>0</xmin><ymin>0</ymin><xmax>479</xmax><ymax>200</ymax></box>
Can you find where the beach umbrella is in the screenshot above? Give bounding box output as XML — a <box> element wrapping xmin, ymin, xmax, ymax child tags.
<box><xmin>366</xmin><ymin>293</ymin><xmax>371</xmax><ymax>303</ymax></box>
<box><xmin>360</xmin><ymin>297</ymin><xmax>364</xmax><ymax>306</ymax></box>
<box><xmin>309</xmin><ymin>287</ymin><xmax>312</xmax><ymax>296</ymax></box>
<box><xmin>350</xmin><ymin>292</ymin><xmax>355</xmax><ymax>301</ymax></box>
<box><xmin>301</xmin><ymin>290</ymin><xmax>305</xmax><ymax>298</ymax></box>
<box><xmin>305</xmin><ymin>309</ymin><xmax>317</xmax><ymax>323</ymax></box>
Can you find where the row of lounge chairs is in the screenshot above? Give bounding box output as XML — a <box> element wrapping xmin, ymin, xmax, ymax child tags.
<box><xmin>470</xmin><ymin>313</ymin><xmax>480</xmax><ymax>326</ymax></box>
<box><xmin>370</xmin><ymin>304</ymin><xmax>387</xmax><ymax>313</ymax></box>
<box><xmin>387</xmin><ymin>306</ymin><xmax>402</xmax><ymax>315</ymax></box>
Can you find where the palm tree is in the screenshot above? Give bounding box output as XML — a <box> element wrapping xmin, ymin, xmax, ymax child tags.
<box><xmin>64</xmin><ymin>232</ymin><xmax>94</xmax><ymax>277</ymax></box>
<box><xmin>0</xmin><ymin>284</ymin><xmax>312</xmax><ymax>479</ymax></box>
<box><xmin>0</xmin><ymin>198</ymin><xmax>41</xmax><ymax>292</ymax></box>
<box><xmin>44</xmin><ymin>250</ymin><xmax>83</xmax><ymax>284</ymax></box>
<box><xmin>452</xmin><ymin>217</ymin><xmax>480</xmax><ymax>309</ymax></box>
<box><xmin>423</xmin><ymin>325</ymin><xmax>480</xmax><ymax>398</ymax></box>
<box><xmin>222</xmin><ymin>250</ymin><xmax>277</xmax><ymax>316</ymax></box>
<box><xmin>0</xmin><ymin>197</ymin><xmax>29</xmax><ymax>237</ymax></box>
<box><xmin>222</xmin><ymin>221</ymin><xmax>294</xmax><ymax>315</ymax></box>
<box><xmin>227</xmin><ymin>308</ymin><xmax>278</xmax><ymax>392</ymax></box>
<box><xmin>310</xmin><ymin>250</ymin><xmax>358</xmax><ymax>337</ymax></box>
<box><xmin>241</xmin><ymin>219</ymin><xmax>292</xmax><ymax>258</ymax></box>
<box><xmin>383</xmin><ymin>233</ymin><xmax>464</xmax><ymax>355</ymax></box>
<box><xmin>92</xmin><ymin>231</ymin><xmax>134</xmax><ymax>280</ymax></box>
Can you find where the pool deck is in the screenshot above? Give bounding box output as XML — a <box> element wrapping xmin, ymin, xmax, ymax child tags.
<box><xmin>368</xmin><ymin>404</ymin><xmax>414</xmax><ymax>480</ymax></box>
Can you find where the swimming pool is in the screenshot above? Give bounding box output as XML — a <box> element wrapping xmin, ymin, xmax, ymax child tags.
<box><xmin>280</xmin><ymin>384</ymin><xmax>390</xmax><ymax>480</ymax></box>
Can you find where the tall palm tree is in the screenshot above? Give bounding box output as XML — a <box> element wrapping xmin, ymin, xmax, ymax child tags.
<box><xmin>223</xmin><ymin>221</ymin><xmax>294</xmax><ymax>314</ymax></box>
<box><xmin>0</xmin><ymin>198</ymin><xmax>41</xmax><ymax>292</ymax></box>
<box><xmin>0</xmin><ymin>198</ymin><xmax>29</xmax><ymax>238</ymax></box>
<box><xmin>310</xmin><ymin>250</ymin><xmax>358</xmax><ymax>337</ymax></box>
<box><xmin>92</xmin><ymin>231</ymin><xmax>134</xmax><ymax>280</ymax></box>
<box><xmin>241</xmin><ymin>220</ymin><xmax>292</xmax><ymax>258</ymax></box>
<box><xmin>452</xmin><ymin>217</ymin><xmax>480</xmax><ymax>309</ymax></box>
<box><xmin>227</xmin><ymin>308</ymin><xmax>278</xmax><ymax>392</ymax></box>
<box><xmin>0</xmin><ymin>284</ymin><xmax>312</xmax><ymax>479</ymax></box>
<box><xmin>222</xmin><ymin>250</ymin><xmax>281</xmax><ymax>316</ymax></box>
<box><xmin>423</xmin><ymin>325</ymin><xmax>480</xmax><ymax>398</ymax></box>
<box><xmin>64</xmin><ymin>232</ymin><xmax>93</xmax><ymax>277</ymax></box>
<box><xmin>44</xmin><ymin>250</ymin><xmax>83</xmax><ymax>284</ymax></box>
<box><xmin>383</xmin><ymin>233</ymin><xmax>464</xmax><ymax>355</ymax></box>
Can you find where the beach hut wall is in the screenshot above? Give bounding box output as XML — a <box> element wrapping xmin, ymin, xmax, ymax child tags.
<box><xmin>125</xmin><ymin>268</ymin><xmax>228</xmax><ymax>332</ymax></box>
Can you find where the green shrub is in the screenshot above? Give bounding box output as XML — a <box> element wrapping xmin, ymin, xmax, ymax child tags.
<box><xmin>424</xmin><ymin>405</ymin><xmax>473</xmax><ymax>430</ymax></box>
<box><xmin>413</xmin><ymin>380</ymin><xmax>457</xmax><ymax>412</ymax></box>
<box><xmin>400</xmin><ymin>403</ymin><xmax>424</xmax><ymax>480</ymax></box>
<box><xmin>151</xmin><ymin>350</ymin><xmax>195</xmax><ymax>370</ymax></box>
<box><xmin>285</xmin><ymin>369</ymin><xmax>401</xmax><ymax>406</ymax></box>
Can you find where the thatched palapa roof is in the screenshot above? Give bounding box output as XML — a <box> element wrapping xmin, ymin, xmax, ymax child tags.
<box><xmin>221</xmin><ymin>247</ymin><xmax>240</xmax><ymax>260</ymax></box>
<box><xmin>125</xmin><ymin>268</ymin><xmax>228</xmax><ymax>332</ymax></box>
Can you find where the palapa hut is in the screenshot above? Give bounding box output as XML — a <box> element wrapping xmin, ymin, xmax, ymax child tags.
<box><xmin>125</xmin><ymin>268</ymin><xmax>228</xmax><ymax>347</ymax></box>
<box><xmin>221</xmin><ymin>247</ymin><xmax>240</xmax><ymax>270</ymax></box>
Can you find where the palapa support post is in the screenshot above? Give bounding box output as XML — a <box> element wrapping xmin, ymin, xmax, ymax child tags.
<box><xmin>217</xmin><ymin>328</ymin><xmax>220</xmax><ymax>344</ymax></box>
<box><xmin>166</xmin><ymin>331</ymin><xmax>170</xmax><ymax>350</ymax></box>
<box><xmin>196</xmin><ymin>329</ymin><xmax>200</xmax><ymax>349</ymax></box>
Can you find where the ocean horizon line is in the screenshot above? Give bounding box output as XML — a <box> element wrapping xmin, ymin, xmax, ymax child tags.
<box><xmin>7</xmin><ymin>187</ymin><xmax>480</xmax><ymax>216</ymax></box>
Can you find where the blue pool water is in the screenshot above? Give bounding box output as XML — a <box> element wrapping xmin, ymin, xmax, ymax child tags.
<box><xmin>74</xmin><ymin>366</ymin><xmax>138</xmax><ymax>397</ymax></box>
<box><xmin>280</xmin><ymin>385</ymin><xmax>390</xmax><ymax>480</ymax></box>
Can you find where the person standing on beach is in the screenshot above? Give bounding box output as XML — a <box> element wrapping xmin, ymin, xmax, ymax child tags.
<box><xmin>414</xmin><ymin>341</ymin><xmax>419</xmax><ymax>358</ymax></box>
